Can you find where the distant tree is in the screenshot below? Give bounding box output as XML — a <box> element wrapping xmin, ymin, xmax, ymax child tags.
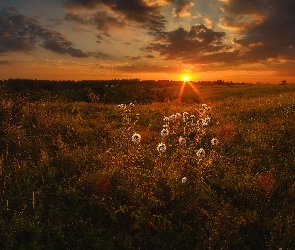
<box><xmin>281</xmin><ymin>80</ymin><xmax>287</xmax><ymax>85</ymax></box>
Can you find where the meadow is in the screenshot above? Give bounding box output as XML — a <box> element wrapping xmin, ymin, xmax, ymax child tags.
<box><xmin>1</xmin><ymin>81</ymin><xmax>295</xmax><ymax>249</ymax></box>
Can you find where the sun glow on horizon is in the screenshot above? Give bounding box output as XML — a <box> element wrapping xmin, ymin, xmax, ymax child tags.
<box><xmin>183</xmin><ymin>75</ymin><xmax>189</xmax><ymax>82</ymax></box>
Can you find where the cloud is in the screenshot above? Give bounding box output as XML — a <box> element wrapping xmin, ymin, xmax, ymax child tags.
<box><xmin>203</xmin><ymin>17</ymin><xmax>213</xmax><ymax>29</ymax></box>
<box><xmin>172</xmin><ymin>0</ymin><xmax>194</xmax><ymax>18</ymax></box>
<box><xmin>64</xmin><ymin>0</ymin><xmax>167</xmax><ymax>36</ymax></box>
<box><xmin>220</xmin><ymin>0</ymin><xmax>295</xmax><ymax>62</ymax></box>
<box><xmin>146</xmin><ymin>24</ymin><xmax>226</xmax><ymax>60</ymax></box>
<box><xmin>64</xmin><ymin>11</ymin><xmax>126</xmax><ymax>31</ymax></box>
<box><xmin>0</xmin><ymin>60</ymin><xmax>10</xmax><ymax>65</ymax></box>
<box><xmin>220</xmin><ymin>0</ymin><xmax>267</xmax><ymax>16</ymax></box>
<box><xmin>219</xmin><ymin>16</ymin><xmax>261</xmax><ymax>32</ymax></box>
<box><xmin>88</xmin><ymin>51</ymin><xmax>112</xmax><ymax>60</ymax></box>
<box><xmin>125</xmin><ymin>56</ymin><xmax>141</xmax><ymax>60</ymax></box>
<box><xmin>0</xmin><ymin>7</ymin><xmax>87</xmax><ymax>57</ymax></box>
<box><xmin>64</xmin><ymin>0</ymin><xmax>158</xmax><ymax>23</ymax></box>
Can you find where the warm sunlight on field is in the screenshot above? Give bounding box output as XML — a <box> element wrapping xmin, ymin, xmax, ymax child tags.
<box><xmin>183</xmin><ymin>75</ymin><xmax>189</xmax><ymax>82</ymax></box>
<box><xmin>1</xmin><ymin>80</ymin><xmax>295</xmax><ymax>249</ymax></box>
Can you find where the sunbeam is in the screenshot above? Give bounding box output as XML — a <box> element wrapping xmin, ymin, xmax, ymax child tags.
<box><xmin>187</xmin><ymin>81</ymin><xmax>200</xmax><ymax>95</ymax></box>
<box><xmin>176</xmin><ymin>81</ymin><xmax>186</xmax><ymax>103</ymax></box>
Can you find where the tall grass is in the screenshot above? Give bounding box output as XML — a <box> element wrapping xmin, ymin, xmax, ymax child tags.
<box><xmin>1</xmin><ymin>83</ymin><xmax>295</xmax><ymax>249</ymax></box>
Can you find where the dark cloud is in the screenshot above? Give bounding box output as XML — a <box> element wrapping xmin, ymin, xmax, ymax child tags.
<box><xmin>64</xmin><ymin>0</ymin><xmax>166</xmax><ymax>35</ymax></box>
<box><xmin>65</xmin><ymin>11</ymin><xmax>125</xmax><ymax>31</ymax></box>
<box><xmin>221</xmin><ymin>0</ymin><xmax>267</xmax><ymax>16</ymax></box>
<box><xmin>146</xmin><ymin>24</ymin><xmax>226</xmax><ymax>60</ymax></box>
<box><xmin>47</xmin><ymin>17</ymin><xmax>63</xmax><ymax>26</ymax></box>
<box><xmin>222</xmin><ymin>0</ymin><xmax>295</xmax><ymax>62</ymax></box>
<box><xmin>64</xmin><ymin>12</ymin><xmax>88</xmax><ymax>24</ymax></box>
<box><xmin>125</xmin><ymin>55</ymin><xmax>141</xmax><ymax>60</ymax></box>
<box><xmin>96</xmin><ymin>34</ymin><xmax>104</xmax><ymax>44</ymax></box>
<box><xmin>145</xmin><ymin>54</ymin><xmax>155</xmax><ymax>58</ymax></box>
<box><xmin>0</xmin><ymin>7</ymin><xmax>87</xmax><ymax>57</ymax></box>
<box><xmin>88</xmin><ymin>51</ymin><xmax>112</xmax><ymax>60</ymax></box>
<box><xmin>92</xmin><ymin>11</ymin><xmax>125</xmax><ymax>30</ymax></box>
<box><xmin>0</xmin><ymin>60</ymin><xmax>10</xmax><ymax>65</ymax></box>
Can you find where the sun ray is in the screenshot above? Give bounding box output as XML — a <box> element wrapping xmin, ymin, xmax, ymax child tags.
<box><xmin>188</xmin><ymin>81</ymin><xmax>201</xmax><ymax>96</ymax></box>
<box><xmin>176</xmin><ymin>81</ymin><xmax>186</xmax><ymax>103</ymax></box>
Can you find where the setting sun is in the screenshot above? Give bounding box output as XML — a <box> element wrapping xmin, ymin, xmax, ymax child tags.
<box><xmin>183</xmin><ymin>75</ymin><xmax>189</xmax><ymax>82</ymax></box>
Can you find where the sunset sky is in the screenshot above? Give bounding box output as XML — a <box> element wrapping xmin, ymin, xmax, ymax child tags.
<box><xmin>0</xmin><ymin>0</ymin><xmax>295</xmax><ymax>83</ymax></box>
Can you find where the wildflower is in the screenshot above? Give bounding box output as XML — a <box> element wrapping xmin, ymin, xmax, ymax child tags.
<box><xmin>197</xmin><ymin>119</ymin><xmax>204</xmax><ymax>125</ymax></box>
<box><xmin>182</xmin><ymin>115</ymin><xmax>189</xmax><ymax>122</ymax></box>
<box><xmin>205</xmin><ymin>106</ymin><xmax>211</xmax><ymax>111</ymax></box>
<box><xmin>178</xmin><ymin>136</ymin><xmax>186</xmax><ymax>145</ymax></box>
<box><xmin>190</xmin><ymin>115</ymin><xmax>195</xmax><ymax>119</ymax></box>
<box><xmin>197</xmin><ymin>148</ymin><xmax>205</xmax><ymax>159</ymax></box>
<box><xmin>183</xmin><ymin>112</ymin><xmax>189</xmax><ymax>117</ymax></box>
<box><xmin>118</xmin><ymin>104</ymin><xmax>125</xmax><ymax>109</ymax></box>
<box><xmin>132</xmin><ymin>133</ymin><xmax>141</xmax><ymax>145</ymax></box>
<box><xmin>136</xmin><ymin>113</ymin><xmax>140</xmax><ymax>119</ymax></box>
<box><xmin>129</xmin><ymin>102</ymin><xmax>134</xmax><ymax>108</ymax></box>
<box><xmin>211</xmin><ymin>138</ymin><xmax>218</xmax><ymax>146</ymax></box>
<box><xmin>182</xmin><ymin>177</ymin><xmax>187</xmax><ymax>183</ymax></box>
<box><xmin>161</xmin><ymin>129</ymin><xmax>169</xmax><ymax>137</ymax></box>
<box><xmin>157</xmin><ymin>142</ymin><xmax>167</xmax><ymax>153</ymax></box>
<box><xmin>175</xmin><ymin>113</ymin><xmax>182</xmax><ymax>120</ymax></box>
<box><xmin>163</xmin><ymin>124</ymin><xmax>169</xmax><ymax>128</ymax></box>
<box><xmin>163</xmin><ymin>116</ymin><xmax>169</xmax><ymax>123</ymax></box>
<box><xmin>202</xmin><ymin>104</ymin><xmax>207</xmax><ymax>108</ymax></box>
<box><xmin>205</xmin><ymin>117</ymin><xmax>210</xmax><ymax>123</ymax></box>
<box><xmin>170</xmin><ymin>114</ymin><xmax>176</xmax><ymax>121</ymax></box>
<box><xmin>202</xmin><ymin>121</ymin><xmax>208</xmax><ymax>127</ymax></box>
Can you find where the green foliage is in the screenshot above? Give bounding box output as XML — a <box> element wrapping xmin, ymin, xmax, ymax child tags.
<box><xmin>1</xmin><ymin>84</ymin><xmax>295</xmax><ymax>249</ymax></box>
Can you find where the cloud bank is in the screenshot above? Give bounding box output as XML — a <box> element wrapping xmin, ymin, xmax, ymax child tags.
<box><xmin>0</xmin><ymin>7</ymin><xmax>88</xmax><ymax>57</ymax></box>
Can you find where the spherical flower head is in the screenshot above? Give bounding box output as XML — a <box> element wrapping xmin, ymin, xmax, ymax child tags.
<box><xmin>175</xmin><ymin>113</ymin><xmax>182</xmax><ymax>120</ymax></box>
<box><xmin>163</xmin><ymin>116</ymin><xmax>169</xmax><ymax>123</ymax></box>
<box><xmin>202</xmin><ymin>104</ymin><xmax>207</xmax><ymax>108</ymax></box>
<box><xmin>157</xmin><ymin>142</ymin><xmax>167</xmax><ymax>153</ymax></box>
<box><xmin>202</xmin><ymin>121</ymin><xmax>208</xmax><ymax>127</ymax></box>
<box><xmin>118</xmin><ymin>104</ymin><xmax>125</xmax><ymax>110</ymax></box>
<box><xmin>182</xmin><ymin>116</ymin><xmax>189</xmax><ymax>123</ymax></box>
<box><xmin>190</xmin><ymin>115</ymin><xmax>195</xmax><ymax>120</ymax></box>
<box><xmin>183</xmin><ymin>112</ymin><xmax>189</xmax><ymax>117</ymax></box>
<box><xmin>129</xmin><ymin>102</ymin><xmax>134</xmax><ymax>108</ymax></box>
<box><xmin>205</xmin><ymin>117</ymin><xmax>210</xmax><ymax>123</ymax></box>
<box><xmin>182</xmin><ymin>177</ymin><xmax>187</xmax><ymax>184</ymax></box>
<box><xmin>211</xmin><ymin>138</ymin><xmax>219</xmax><ymax>146</ymax></box>
<box><xmin>170</xmin><ymin>114</ymin><xmax>176</xmax><ymax>121</ymax></box>
<box><xmin>161</xmin><ymin>128</ymin><xmax>169</xmax><ymax>137</ymax></box>
<box><xmin>132</xmin><ymin>133</ymin><xmax>141</xmax><ymax>145</ymax></box>
<box><xmin>178</xmin><ymin>136</ymin><xmax>186</xmax><ymax>145</ymax></box>
<box><xmin>197</xmin><ymin>148</ymin><xmax>205</xmax><ymax>158</ymax></box>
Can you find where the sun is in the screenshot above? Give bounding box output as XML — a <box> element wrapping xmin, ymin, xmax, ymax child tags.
<box><xmin>183</xmin><ymin>75</ymin><xmax>189</xmax><ymax>82</ymax></box>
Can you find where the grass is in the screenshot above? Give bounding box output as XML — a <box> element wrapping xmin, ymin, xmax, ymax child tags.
<box><xmin>1</xmin><ymin>83</ymin><xmax>295</xmax><ymax>249</ymax></box>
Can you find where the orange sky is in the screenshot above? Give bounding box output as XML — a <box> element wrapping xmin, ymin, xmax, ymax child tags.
<box><xmin>1</xmin><ymin>0</ymin><xmax>295</xmax><ymax>83</ymax></box>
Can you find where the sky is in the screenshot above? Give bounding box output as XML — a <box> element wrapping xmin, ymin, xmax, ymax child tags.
<box><xmin>0</xmin><ymin>0</ymin><xmax>295</xmax><ymax>83</ymax></box>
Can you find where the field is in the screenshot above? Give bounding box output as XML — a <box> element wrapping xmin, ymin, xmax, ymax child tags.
<box><xmin>1</xmin><ymin>82</ymin><xmax>295</xmax><ymax>249</ymax></box>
